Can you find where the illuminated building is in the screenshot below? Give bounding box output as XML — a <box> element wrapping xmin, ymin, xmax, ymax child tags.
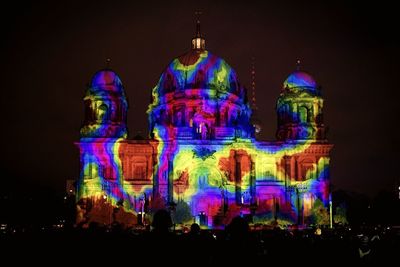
<box><xmin>75</xmin><ymin>21</ymin><xmax>333</xmax><ymax>228</ymax></box>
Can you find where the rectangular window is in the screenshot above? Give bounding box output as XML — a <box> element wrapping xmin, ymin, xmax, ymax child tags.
<box><xmin>133</xmin><ymin>163</ymin><xmax>147</xmax><ymax>180</ymax></box>
<box><xmin>261</xmin><ymin>163</ymin><xmax>275</xmax><ymax>180</ymax></box>
<box><xmin>85</xmin><ymin>162</ymin><xmax>92</xmax><ymax>179</ymax></box>
<box><xmin>300</xmin><ymin>163</ymin><xmax>315</xmax><ymax>180</ymax></box>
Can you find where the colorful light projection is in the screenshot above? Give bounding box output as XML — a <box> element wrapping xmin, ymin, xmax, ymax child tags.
<box><xmin>76</xmin><ymin>52</ymin><xmax>332</xmax><ymax>227</ymax></box>
<box><xmin>283</xmin><ymin>71</ymin><xmax>318</xmax><ymax>91</ymax></box>
<box><xmin>80</xmin><ymin>70</ymin><xmax>128</xmax><ymax>138</ymax></box>
<box><xmin>145</xmin><ymin>49</ymin><xmax>331</xmax><ymax>226</ymax></box>
<box><xmin>276</xmin><ymin>70</ymin><xmax>325</xmax><ymax>141</ymax></box>
<box><xmin>153</xmin><ymin>140</ymin><xmax>330</xmax><ymax>225</ymax></box>
<box><xmin>148</xmin><ymin>50</ymin><xmax>252</xmax><ymax>141</ymax></box>
<box><xmin>77</xmin><ymin>138</ymin><xmax>153</xmax><ymax>216</ymax></box>
<box><xmin>77</xmin><ymin>70</ymin><xmax>148</xmax><ymax>222</ymax></box>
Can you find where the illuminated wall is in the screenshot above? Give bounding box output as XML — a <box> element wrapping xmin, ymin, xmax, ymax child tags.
<box><xmin>76</xmin><ymin>43</ymin><xmax>332</xmax><ymax>228</ymax></box>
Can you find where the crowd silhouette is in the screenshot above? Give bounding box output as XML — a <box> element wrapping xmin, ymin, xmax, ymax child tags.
<box><xmin>2</xmin><ymin>209</ymin><xmax>399</xmax><ymax>265</ymax></box>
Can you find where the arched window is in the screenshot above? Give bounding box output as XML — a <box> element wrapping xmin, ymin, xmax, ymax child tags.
<box><xmin>224</xmin><ymin>108</ymin><xmax>229</xmax><ymax>126</ymax></box>
<box><xmin>175</xmin><ymin>107</ymin><xmax>185</xmax><ymax>126</ymax></box>
<box><xmin>84</xmin><ymin>162</ymin><xmax>93</xmax><ymax>179</ymax></box>
<box><xmin>97</xmin><ymin>104</ymin><xmax>109</xmax><ymax>122</ymax></box>
<box><xmin>198</xmin><ymin>174</ymin><xmax>208</xmax><ymax>189</ymax></box>
<box><xmin>299</xmin><ymin>106</ymin><xmax>308</xmax><ymax>123</ymax></box>
<box><xmin>303</xmin><ymin>193</ymin><xmax>315</xmax><ymax>217</ymax></box>
<box><xmin>198</xmin><ymin>122</ymin><xmax>205</xmax><ymax>138</ymax></box>
<box><xmin>280</xmin><ymin>104</ymin><xmax>290</xmax><ymax>123</ymax></box>
<box><xmin>300</xmin><ymin>159</ymin><xmax>315</xmax><ymax>180</ymax></box>
<box><xmin>277</xmin><ymin>106</ymin><xmax>285</xmax><ymax>124</ymax></box>
<box><xmin>262</xmin><ymin>163</ymin><xmax>275</xmax><ymax>180</ymax></box>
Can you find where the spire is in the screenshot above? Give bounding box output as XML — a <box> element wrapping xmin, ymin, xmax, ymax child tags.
<box><xmin>195</xmin><ymin>11</ymin><xmax>202</xmax><ymax>37</ymax></box>
<box><xmin>296</xmin><ymin>59</ymin><xmax>301</xmax><ymax>71</ymax></box>
<box><xmin>251</xmin><ymin>57</ymin><xmax>258</xmax><ymax>111</ymax></box>
<box><xmin>192</xmin><ymin>11</ymin><xmax>205</xmax><ymax>50</ymax></box>
<box><xmin>250</xmin><ymin>57</ymin><xmax>261</xmax><ymax>135</ymax></box>
<box><xmin>105</xmin><ymin>58</ymin><xmax>111</xmax><ymax>69</ymax></box>
<box><xmin>195</xmin><ymin>12</ymin><xmax>202</xmax><ymax>38</ymax></box>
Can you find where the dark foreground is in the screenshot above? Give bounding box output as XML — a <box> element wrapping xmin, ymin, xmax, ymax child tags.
<box><xmin>2</xmin><ymin>223</ymin><xmax>399</xmax><ymax>265</ymax></box>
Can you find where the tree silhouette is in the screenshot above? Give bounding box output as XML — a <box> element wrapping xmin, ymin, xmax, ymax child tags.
<box><xmin>312</xmin><ymin>199</ymin><xmax>329</xmax><ymax>226</ymax></box>
<box><xmin>173</xmin><ymin>199</ymin><xmax>192</xmax><ymax>224</ymax></box>
<box><xmin>334</xmin><ymin>203</ymin><xmax>348</xmax><ymax>225</ymax></box>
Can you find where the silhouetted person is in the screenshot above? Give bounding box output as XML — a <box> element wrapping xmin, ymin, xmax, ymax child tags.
<box><xmin>184</xmin><ymin>223</ymin><xmax>201</xmax><ymax>253</ymax></box>
<box><xmin>227</xmin><ymin>216</ymin><xmax>250</xmax><ymax>241</ymax></box>
<box><xmin>143</xmin><ymin>209</ymin><xmax>178</xmax><ymax>258</ymax></box>
<box><xmin>151</xmin><ymin>209</ymin><xmax>172</xmax><ymax>234</ymax></box>
<box><xmin>220</xmin><ymin>216</ymin><xmax>259</xmax><ymax>264</ymax></box>
<box><xmin>189</xmin><ymin>223</ymin><xmax>200</xmax><ymax>236</ymax></box>
<box><xmin>183</xmin><ymin>222</ymin><xmax>215</xmax><ymax>263</ymax></box>
<box><xmin>357</xmin><ymin>235</ymin><xmax>375</xmax><ymax>264</ymax></box>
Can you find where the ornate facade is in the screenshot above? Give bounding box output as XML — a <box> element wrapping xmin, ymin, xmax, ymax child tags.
<box><xmin>75</xmin><ymin>22</ymin><xmax>333</xmax><ymax>228</ymax></box>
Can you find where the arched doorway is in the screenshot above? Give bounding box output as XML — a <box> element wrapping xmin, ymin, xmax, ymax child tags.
<box><xmin>186</xmin><ymin>165</ymin><xmax>227</xmax><ymax>227</ymax></box>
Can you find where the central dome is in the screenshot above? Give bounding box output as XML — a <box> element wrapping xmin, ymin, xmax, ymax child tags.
<box><xmin>148</xmin><ymin>22</ymin><xmax>253</xmax><ymax>141</ymax></box>
<box><xmin>157</xmin><ymin>50</ymin><xmax>241</xmax><ymax>95</ymax></box>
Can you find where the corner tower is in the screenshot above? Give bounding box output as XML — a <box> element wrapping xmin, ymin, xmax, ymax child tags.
<box><xmin>80</xmin><ymin>68</ymin><xmax>128</xmax><ymax>138</ymax></box>
<box><xmin>276</xmin><ymin>66</ymin><xmax>326</xmax><ymax>142</ymax></box>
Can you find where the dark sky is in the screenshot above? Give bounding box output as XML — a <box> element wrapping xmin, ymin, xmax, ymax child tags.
<box><xmin>1</xmin><ymin>1</ymin><xmax>398</xmax><ymax>198</ymax></box>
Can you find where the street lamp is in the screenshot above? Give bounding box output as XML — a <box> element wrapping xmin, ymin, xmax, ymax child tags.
<box><xmin>329</xmin><ymin>193</ymin><xmax>333</xmax><ymax>229</ymax></box>
<box><xmin>167</xmin><ymin>200</ymin><xmax>177</xmax><ymax>231</ymax></box>
<box><xmin>296</xmin><ymin>187</ymin><xmax>301</xmax><ymax>226</ymax></box>
<box><xmin>102</xmin><ymin>194</ymin><xmax>112</xmax><ymax>225</ymax></box>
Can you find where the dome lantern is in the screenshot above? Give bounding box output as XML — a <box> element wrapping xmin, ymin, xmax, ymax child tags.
<box><xmin>191</xmin><ymin>14</ymin><xmax>205</xmax><ymax>50</ymax></box>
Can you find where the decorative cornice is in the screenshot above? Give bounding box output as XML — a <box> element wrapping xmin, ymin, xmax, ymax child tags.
<box><xmin>192</xmin><ymin>147</ymin><xmax>216</xmax><ymax>160</ymax></box>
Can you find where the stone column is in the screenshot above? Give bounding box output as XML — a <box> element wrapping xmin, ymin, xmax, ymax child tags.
<box><xmin>152</xmin><ymin>153</ymin><xmax>159</xmax><ymax>200</ymax></box>
<box><xmin>81</xmin><ymin>152</ymin><xmax>87</xmax><ymax>179</ymax></box>
<box><xmin>284</xmin><ymin>156</ymin><xmax>291</xmax><ymax>202</ymax></box>
<box><xmin>325</xmin><ymin>157</ymin><xmax>331</xmax><ymax>180</ymax></box>
<box><xmin>235</xmin><ymin>152</ymin><xmax>242</xmax><ymax>204</ymax></box>
<box><xmin>294</xmin><ymin>156</ymin><xmax>299</xmax><ymax>181</ymax></box>
<box><xmin>167</xmin><ymin>156</ymin><xmax>174</xmax><ymax>204</ymax></box>
<box><xmin>250</xmin><ymin>155</ymin><xmax>256</xmax><ymax>204</ymax></box>
<box><xmin>119</xmin><ymin>152</ymin><xmax>125</xmax><ymax>184</ymax></box>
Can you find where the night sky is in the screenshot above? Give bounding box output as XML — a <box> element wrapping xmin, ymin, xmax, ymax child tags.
<box><xmin>1</xmin><ymin>1</ymin><xmax>398</xmax><ymax>199</ymax></box>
